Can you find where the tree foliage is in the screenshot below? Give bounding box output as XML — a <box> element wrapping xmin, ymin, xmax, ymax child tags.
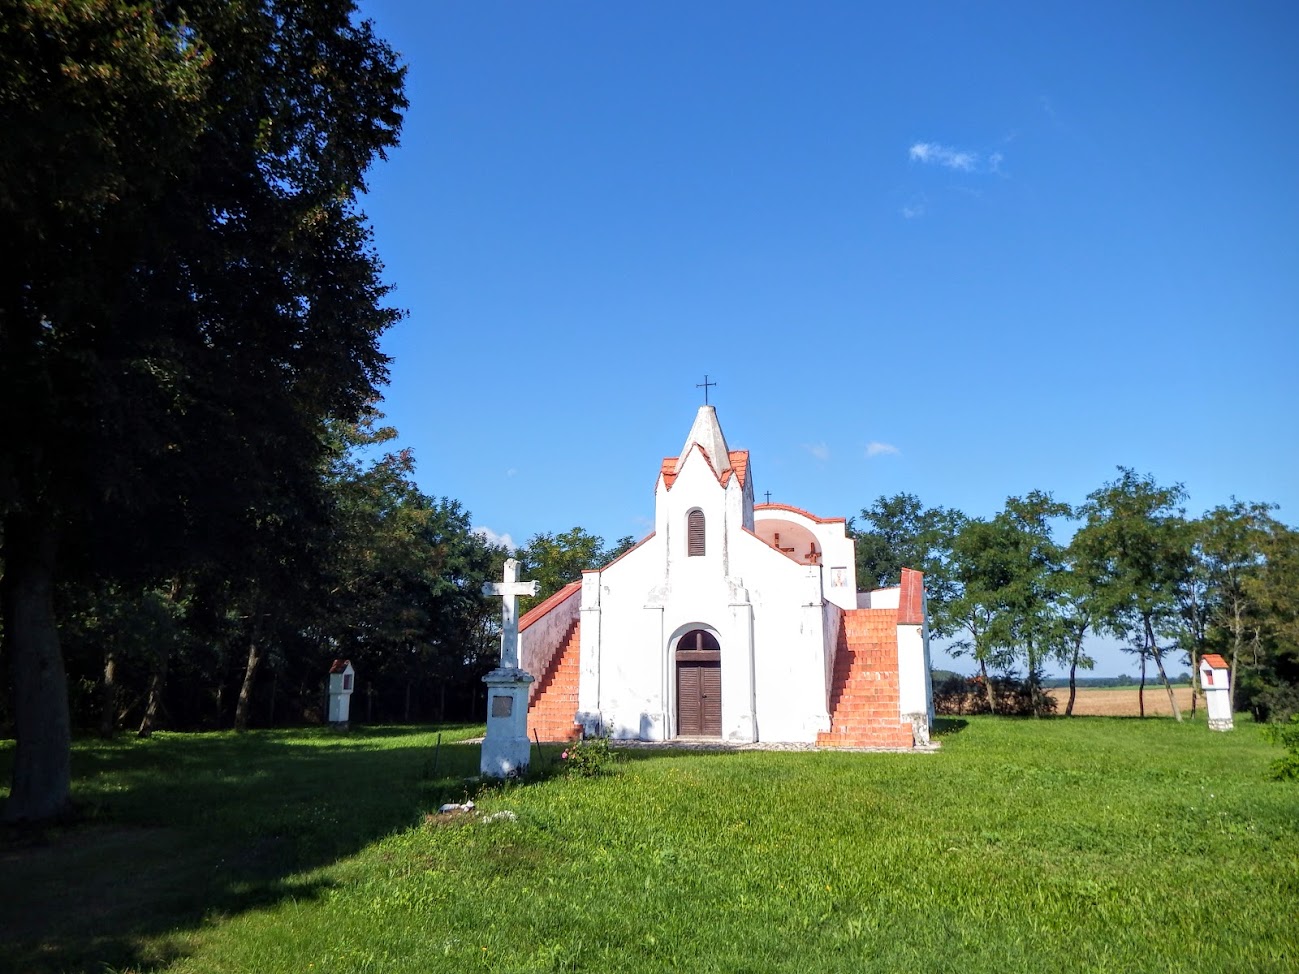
<box><xmin>0</xmin><ymin>0</ymin><xmax>407</xmax><ymax>821</ymax></box>
<box><xmin>1241</xmin><ymin>522</ymin><xmax>1299</xmax><ymax>720</ymax></box>
<box><xmin>515</xmin><ymin>529</ymin><xmax>639</xmax><ymax>612</ymax></box>
<box><xmin>1073</xmin><ymin>469</ymin><xmax>1191</xmax><ymax>721</ymax></box>
<box><xmin>938</xmin><ymin>493</ymin><xmax>1073</xmax><ymax>715</ymax></box>
<box><xmin>850</xmin><ymin>493</ymin><xmax>964</xmax><ymax>626</ymax></box>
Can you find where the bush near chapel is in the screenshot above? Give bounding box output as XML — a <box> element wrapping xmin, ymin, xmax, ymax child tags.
<box><xmin>934</xmin><ymin>673</ymin><xmax>1057</xmax><ymax>717</ymax></box>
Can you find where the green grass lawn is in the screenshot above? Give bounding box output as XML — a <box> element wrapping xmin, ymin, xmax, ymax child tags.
<box><xmin>2</xmin><ymin>718</ymin><xmax>1296</xmax><ymax>973</ymax></box>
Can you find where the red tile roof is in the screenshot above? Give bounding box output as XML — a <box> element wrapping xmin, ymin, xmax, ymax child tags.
<box><xmin>898</xmin><ymin>567</ymin><xmax>926</xmax><ymax>625</ymax></box>
<box><xmin>1201</xmin><ymin>653</ymin><xmax>1229</xmax><ymax>670</ymax></box>
<box><xmin>659</xmin><ymin>446</ymin><xmax>750</xmax><ymax>491</ymax></box>
<box><xmin>725</xmin><ymin>450</ymin><xmax>749</xmax><ymax>487</ymax></box>
<box><xmin>329</xmin><ymin>659</ymin><xmax>352</xmax><ymax>674</ymax></box>
<box><xmin>519</xmin><ymin>581</ymin><xmax>581</xmax><ymax>632</ymax></box>
<box><xmin>753</xmin><ymin>502</ymin><xmax>846</xmax><ymax>524</ymax></box>
<box><xmin>659</xmin><ymin>457</ymin><xmax>679</xmax><ymax>490</ymax></box>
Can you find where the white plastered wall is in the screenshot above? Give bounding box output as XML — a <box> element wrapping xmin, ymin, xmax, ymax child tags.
<box><xmin>896</xmin><ymin>616</ymin><xmax>934</xmax><ymax>727</ymax></box>
<box><xmin>753</xmin><ymin>508</ymin><xmax>857</xmax><ymax>612</ymax></box>
<box><xmin>580</xmin><ymin>442</ymin><xmax>835</xmax><ymax>743</ymax></box>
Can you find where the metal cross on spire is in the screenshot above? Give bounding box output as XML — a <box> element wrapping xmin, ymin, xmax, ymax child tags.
<box><xmin>696</xmin><ymin>374</ymin><xmax>717</xmax><ymax>405</ymax></box>
<box><xmin>764</xmin><ymin>491</ymin><xmax>772</xmax><ymax>504</ymax></box>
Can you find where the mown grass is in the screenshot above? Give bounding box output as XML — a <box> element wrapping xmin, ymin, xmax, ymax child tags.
<box><xmin>2</xmin><ymin>718</ymin><xmax>1295</xmax><ymax>973</ymax></box>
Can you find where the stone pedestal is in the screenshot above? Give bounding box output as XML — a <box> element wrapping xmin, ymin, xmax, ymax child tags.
<box><xmin>1206</xmin><ymin>694</ymin><xmax>1234</xmax><ymax>731</ymax></box>
<box><xmin>481</xmin><ymin>667</ymin><xmax>535</xmax><ymax>777</ymax></box>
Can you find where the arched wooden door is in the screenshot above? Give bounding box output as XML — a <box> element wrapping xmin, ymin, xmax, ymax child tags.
<box><xmin>676</xmin><ymin>629</ymin><xmax>721</xmax><ymax>737</ymax></box>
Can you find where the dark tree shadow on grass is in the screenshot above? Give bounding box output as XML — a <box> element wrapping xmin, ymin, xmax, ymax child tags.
<box><xmin>932</xmin><ymin>717</ymin><xmax>969</xmax><ymax>737</ymax></box>
<box><xmin>0</xmin><ymin>725</ymin><xmax>486</xmax><ymax>974</ymax></box>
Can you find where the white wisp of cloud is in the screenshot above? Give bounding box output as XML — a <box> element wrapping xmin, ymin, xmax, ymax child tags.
<box><xmin>473</xmin><ymin>526</ymin><xmax>515</xmax><ymax>550</ymax></box>
<box><xmin>866</xmin><ymin>441</ymin><xmax>900</xmax><ymax>458</ymax></box>
<box><xmin>909</xmin><ymin>141</ymin><xmax>978</xmax><ymax>171</ymax></box>
<box><xmin>803</xmin><ymin>442</ymin><xmax>831</xmax><ymax>461</ymax></box>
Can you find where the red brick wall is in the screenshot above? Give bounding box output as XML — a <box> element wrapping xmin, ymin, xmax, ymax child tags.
<box><xmin>817</xmin><ymin>608</ymin><xmax>914</xmax><ymax>748</ymax></box>
<box><xmin>527</xmin><ymin>619</ymin><xmax>582</xmax><ymax>742</ymax></box>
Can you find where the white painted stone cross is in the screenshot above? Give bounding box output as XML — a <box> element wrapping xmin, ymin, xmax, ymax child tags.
<box><xmin>482</xmin><ymin>558</ymin><xmax>540</xmax><ymax>670</ymax></box>
<box><xmin>479</xmin><ymin>558</ymin><xmax>540</xmax><ymax>778</ymax></box>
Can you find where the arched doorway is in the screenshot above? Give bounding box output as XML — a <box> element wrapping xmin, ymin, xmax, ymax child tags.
<box><xmin>676</xmin><ymin>629</ymin><xmax>721</xmax><ymax>737</ymax></box>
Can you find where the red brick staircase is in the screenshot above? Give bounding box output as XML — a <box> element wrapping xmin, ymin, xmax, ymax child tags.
<box><xmin>817</xmin><ymin>608</ymin><xmax>915</xmax><ymax>748</ymax></box>
<box><xmin>527</xmin><ymin>619</ymin><xmax>583</xmax><ymax>742</ymax></box>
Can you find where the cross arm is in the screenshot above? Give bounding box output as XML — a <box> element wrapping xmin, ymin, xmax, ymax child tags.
<box><xmin>483</xmin><ymin>580</ymin><xmax>541</xmax><ymax>597</ymax></box>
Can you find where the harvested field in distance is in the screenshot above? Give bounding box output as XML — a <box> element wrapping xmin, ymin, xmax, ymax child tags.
<box><xmin>1047</xmin><ymin>685</ymin><xmax>1198</xmax><ymax>716</ymax></box>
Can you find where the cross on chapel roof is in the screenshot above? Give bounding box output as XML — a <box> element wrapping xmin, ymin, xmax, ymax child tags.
<box><xmin>696</xmin><ymin>374</ymin><xmax>717</xmax><ymax>405</ymax></box>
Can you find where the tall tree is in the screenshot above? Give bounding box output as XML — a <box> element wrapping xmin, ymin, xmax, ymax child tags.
<box><xmin>0</xmin><ymin>0</ymin><xmax>406</xmax><ymax>821</ymax></box>
<box><xmin>1197</xmin><ymin>501</ymin><xmax>1275</xmax><ymax>714</ymax></box>
<box><xmin>516</xmin><ymin>527</ymin><xmax>616</xmax><ymax>611</ymax></box>
<box><xmin>1074</xmin><ymin>469</ymin><xmax>1189</xmax><ymax>721</ymax></box>
<box><xmin>941</xmin><ymin>517</ymin><xmax>1014</xmax><ymax>713</ymax></box>
<box><xmin>1057</xmin><ymin>542</ymin><xmax>1101</xmax><ymax>717</ymax></box>
<box><xmin>1173</xmin><ymin>515</ymin><xmax>1214</xmax><ymax>717</ymax></box>
<box><xmin>1241</xmin><ymin>521</ymin><xmax>1299</xmax><ymax>720</ymax></box>
<box><xmin>851</xmin><ymin>493</ymin><xmax>965</xmax><ymax>631</ymax></box>
<box><xmin>989</xmin><ymin>492</ymin><xmax>1072</xmax><ymax>716</ymax></box>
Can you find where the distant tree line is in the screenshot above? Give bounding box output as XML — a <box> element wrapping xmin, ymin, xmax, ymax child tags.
<box><xmin>930</xmin><ymin>669</ymin><xmax>1194</xmax><ymax>690</ymax></box>
<box><xmin>854</xmin><ymin>479</ymin><xmax>1299</xmax><ymax>721</ymax></box>
<box><xmin>0</xmin><ymin>412</ymin><xmax>632</xmax><ymax>743</ymax></box>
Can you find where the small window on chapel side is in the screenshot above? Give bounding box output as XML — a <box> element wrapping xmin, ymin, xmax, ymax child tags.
<box><xmin>687</xmin><ymin>510</ymin><xmax>705</xmax><ymax>556</ymax></box>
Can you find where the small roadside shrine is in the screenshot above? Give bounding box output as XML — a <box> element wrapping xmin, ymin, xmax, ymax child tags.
<box><xmin>1199</xmin><ymin>654</ymin><xmax>1234</xmax><ymax>731</ymax></box>
<box><xmin>327</xmin><ymin>659</ymin><xmax>355</xmax><ymax>728</ymax></box>
<box><xmin>480</xmin><ymin>558</ymin><xmax>540</xmax><ymax>776</ymax></box>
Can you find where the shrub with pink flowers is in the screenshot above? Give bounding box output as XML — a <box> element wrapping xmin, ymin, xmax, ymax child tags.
<box><xmin>559</xmin><ymin>735</ymin><xmax>613</xmax><ymax>777</ymax></box>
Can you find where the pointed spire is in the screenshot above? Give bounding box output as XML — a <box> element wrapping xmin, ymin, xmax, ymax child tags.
<box><xmin>679</xmin><ymin>405</ymin><xmax>731</xmax><ymax>474</ymax></box>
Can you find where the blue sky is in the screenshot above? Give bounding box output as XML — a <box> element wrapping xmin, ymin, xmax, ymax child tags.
<box><xmin>356</xmin><ymin>2</ymin><xmax>1298</xmax><ymax>675</ymax></box>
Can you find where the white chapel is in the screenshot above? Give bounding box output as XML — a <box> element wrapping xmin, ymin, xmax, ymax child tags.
<box><xmin>518</xmin><ymin>405</ymin><xmax>934</xmax><ymax>749</ymax></box>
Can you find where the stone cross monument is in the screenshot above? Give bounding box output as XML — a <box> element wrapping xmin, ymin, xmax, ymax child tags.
<box><xmin>480</xmin><ymin>558</ymin><xmax>540</xmax><ymax>776</ymax></box>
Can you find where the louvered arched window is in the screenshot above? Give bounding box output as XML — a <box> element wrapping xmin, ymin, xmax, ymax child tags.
<box><xmin>687</xmin><ymin>509</ymin><xmax>705</xmax><ymax>557</ymax></box>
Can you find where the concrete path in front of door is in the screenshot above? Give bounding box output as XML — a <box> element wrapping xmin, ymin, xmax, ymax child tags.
<box><xmin>463</xmin><ymin>736</ymin><xmax>940</xmax><ymax>753</ymax></box>
<box><xmin>613</xmin><ymin>737</ymin><xmax>941</xmax><ymax>754</ymax></box>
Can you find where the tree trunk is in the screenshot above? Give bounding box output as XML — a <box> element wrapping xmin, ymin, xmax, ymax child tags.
<box><xmin>1189</xmin><ymin>645</ymin><xmax>1199</xmax><ymax>718</ymax></box>
<box><xmin>1146</xmin><ymin>616</ymin><xmax>1181</xmax><ymax>721</ymax></box>
<box><xmin>404</xmin><ymin>681</ymin><xmax>412</xmax><ymax>723</ymax></box>
<box><xmin>137</xmin><ymin>646</ymin><xmax>168</xmax><ymax>738</ymax></box>
<box><xmin>1229</xmin><ymin>650</ymin><xmax>1239</xmax><ymax>716</ymax></box>
<box><xmin>1</xmin><ymin>512</ymin><xmax>73</xmax><ymax>823</ymax></box>
<box><xmin>100</xmin><ymin>651</ymin><xmax>118</xmax><ymax>738</ymax></box>
<box><xmin>233</xmin><ymin>616</ymin><xmax>262</xmax><ymax>732</ymax></box>
<box><xmin>139</xmin><ymin>579</ymin><xmax>178</xmax><ymax>739</ymax></box>
<box><xmin>1229</xmin><ymin>603</ymin><xmax>1244</xmax><ymax>715</ymax></box>
<box><xmin>1026</xmin><ymin>639</ymin><xmax>1044</xmax><ymax>717</ymax></box>
<box><xmin>1066</xmin><ymin>649</ymin><xmax>1079</xmax><ymax>717</ymax></box>
<box><xmin>1139</xmin><ymin>654</ymin><xmax>1147</xmax><ymax>718</ymax></box>
<box><xmin>978</xmin><ymin>658</ymin><xmax>996</xmax><ymax>714</ymax></box>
